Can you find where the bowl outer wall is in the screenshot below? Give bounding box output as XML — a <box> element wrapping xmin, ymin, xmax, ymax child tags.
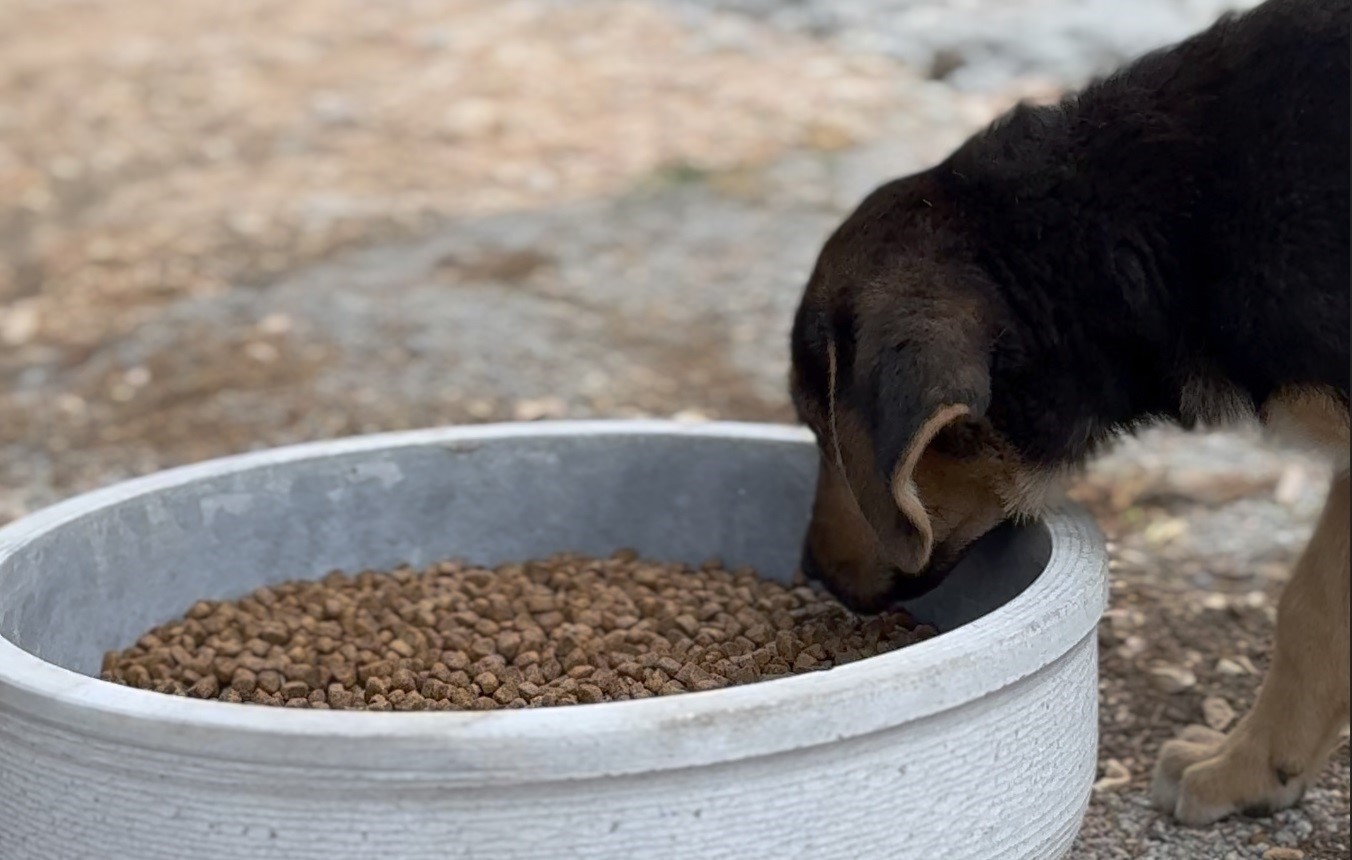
<box><xmin>0</xmin><ymin>421</ymin><xmax>1109</xmax><ymax>786</ymax></box>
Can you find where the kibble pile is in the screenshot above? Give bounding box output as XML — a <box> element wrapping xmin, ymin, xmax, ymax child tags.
<box><xmin>101</xmin><ymin>551</ymin><xmax>932</xmax><ymax>711</ymax></box>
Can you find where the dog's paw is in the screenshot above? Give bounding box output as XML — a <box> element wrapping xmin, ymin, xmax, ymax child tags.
<box><xmin>1150</xmin><ymin>725</ymin><xmax>1307</xmax><ymax>826</ymax></box>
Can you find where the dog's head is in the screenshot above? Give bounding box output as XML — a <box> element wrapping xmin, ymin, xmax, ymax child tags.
<box><xmin>789</xmin><ymin>173</ymin><xmax>1060</xmax><ymax>612</ymax></box>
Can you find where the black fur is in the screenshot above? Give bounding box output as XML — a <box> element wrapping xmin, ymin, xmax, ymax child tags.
<box><xmin>791</xmin><ymin>0</ymin><xmax>1349</xmax><ymax>476</ymax></box>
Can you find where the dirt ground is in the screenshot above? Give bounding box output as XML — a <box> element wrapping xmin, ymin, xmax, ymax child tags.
<box><xmin>0</xmin><ymin>1</ymin><xmax>1345</xmax><ymax>857</ymax></box>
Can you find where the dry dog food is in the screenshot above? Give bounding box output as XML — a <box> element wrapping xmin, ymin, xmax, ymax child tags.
<box><xmin>101</xmin><ymin>551</ymin><xmax>932</xmax><ymax>710</ymax></box>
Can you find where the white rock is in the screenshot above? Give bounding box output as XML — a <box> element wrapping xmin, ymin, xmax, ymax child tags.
<box><xmin>513</xmin><ymin>396</ymin><xmax>568</xmax><ymax>421</ymax></box>
<box><xmin>1202</xmin><ymin>695</ymin><xmax>1236</xmax><ymax>731</ymax></box>
<box><xmin>1148</xmin><ymin>665</ymin><xmax>1197</xmax><ymax>694</ymax></box>
<box><xmin>0</xmin><ymin>304</ymin><xmax>39</xmax><ymax>346</ymax></box>
<box><xmin>671</xmin><ymin>410</ymin><xmax>710</xmax><ymax>423</ymax></box>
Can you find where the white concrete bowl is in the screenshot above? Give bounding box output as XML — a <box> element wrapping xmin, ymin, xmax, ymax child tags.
<box><xmin>0</xmin><ymin>421</ymin><xmax>1107</xmax><ymax>860</ymax></box>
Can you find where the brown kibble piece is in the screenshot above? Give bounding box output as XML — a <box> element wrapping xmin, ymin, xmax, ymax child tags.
<box><xmin>285</xmin><ymin>663</ymin><xmax>322</xmax><ymax>688</ymax></box>
<box><xmin>230</xmin><ymin>668</ymin><xmax>257</xmax><ymax>695</ymax></box>
<box><xmin>496</xmin><ymin>631</ymin><xmax>522</xmax><ymax>661</ymax></box>
<box><xmin>391</xmin><ymin>667</ymin><xmax>417</xmax><ymax>693</ymax></box>
<box><xmin>727</xmin><ymin>665</ymin><xmax>759</xmax><ymax>685</ymax></box>
<box><xmin>281</xmin><ymin>680</ymin><xmax>310</xmax><ymax>699</ymax></box>
<box><xmin>258</xmin><ymin>623</ymin><xmax>290</xmax><ymax>645</ymax></box>
<box><xmin>124</xmin><ymin>664</ymin><xmax>152</xmax><ymax>689</ymax></box>
<box><xmin>365</xmin><ymin>676</ymin><xmax>389</xmax><ymax>699</ymax></box>
<box><xmin>256</xmin><ymin>670</ymin><xmax>283</xmax><ymax>695</ymax></box>
<box><xmin>474</xmin><ymin>672</ymin><xmax>500</xmax><ymax>695</ymax></box>
<box><xmin>421</xmin><ymin>679</ymin><xmax>451</xmax><ymax>702</ymax></box>
<box><xmin>189</xmin><ymin>675</ymin><xmax>220</xmax><ymax>699</ymax></box>
<box><xmin>103</xmin><ymin>552</ymin><xmax>922</xmax><ymax>711</ymax></box>
<box><xmin>793</xmin><ymin>653</ymin><xmax>820</xmax><ymax>671</ymax></box>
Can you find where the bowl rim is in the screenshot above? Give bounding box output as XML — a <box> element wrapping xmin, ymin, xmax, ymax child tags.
<box><xmin>0</xmin><ymin>420</ymin><xmax>1107</xmax><ymax>784</ymax></box>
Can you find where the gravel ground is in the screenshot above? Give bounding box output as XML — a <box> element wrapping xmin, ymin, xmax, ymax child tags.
<box><xmin>0</xmin><ymin>1</ymin><xmax>1346</xmax><ymax>857</ymax></box>
<box><xmin>661</xmin><ymin>0</ymin><xmax>1264</xmax><ymax>90</ymax></box>
<box><xmin>1072</xmin><ymin>432</ymin><xmax>1347</xmax><ymax>859</ymax></box>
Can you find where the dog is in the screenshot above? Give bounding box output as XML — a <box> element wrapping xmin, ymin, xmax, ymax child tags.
<box><xmin>788</xmin><ymin>0</ymin><xmax>1348</xmax><ymax>826</ymax></box>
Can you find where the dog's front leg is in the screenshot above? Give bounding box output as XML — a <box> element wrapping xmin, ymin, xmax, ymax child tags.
<box><xmin>1151</xmin><ymin>470</ymin><xmax>1350</xmax><ymax>825</ymax></box>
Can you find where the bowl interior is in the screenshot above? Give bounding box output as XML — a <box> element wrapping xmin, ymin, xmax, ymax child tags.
<box><xmin>0</xmin><ymin>427</ymin><xmax>1049</xmax><ymax>677</ymax></box>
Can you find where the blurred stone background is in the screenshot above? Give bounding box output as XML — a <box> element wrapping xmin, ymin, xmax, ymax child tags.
<box><xmin>0</xmin><ymin>1</ymin><xmax>1344</xmax><ymax>856</ymax></box>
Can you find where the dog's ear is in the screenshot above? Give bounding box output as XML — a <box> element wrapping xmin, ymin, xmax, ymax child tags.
<box><xmin>835</xmin><ymin>326</ymin><xmax>991</xmax><ymax>574</ymax></box>
<box><xmin>878</xmin><ymin>401</ymin><xmax>978</xmax><ymax>572</ymax></box>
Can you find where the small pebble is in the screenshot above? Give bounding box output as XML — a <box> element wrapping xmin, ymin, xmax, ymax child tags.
<box><xmin>1148</xmin><ymin>665</ymin><xmax>1197</xmax><ymax>694</ymax></box>
<box><xmin>1215</xmin><ymin>657</ymin><xmax>1249</xmax><ymax>676</ymax></box>
<box><xmin>1202</xmin><ymin>695</ymin><xmax>1237</xmax><ymax>731</ymax></box>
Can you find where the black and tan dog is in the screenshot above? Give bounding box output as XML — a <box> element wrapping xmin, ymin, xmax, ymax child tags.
<box><xmin>789</xmin><ymin>0</ymin><xmax>1348</xmax><ymax>826</ymax></box>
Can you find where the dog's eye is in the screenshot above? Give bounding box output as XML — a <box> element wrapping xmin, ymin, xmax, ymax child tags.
<box><xmin>929</xmin><ymin>419</ymin><xmax>985</xmax><ymax>460</ymax></box>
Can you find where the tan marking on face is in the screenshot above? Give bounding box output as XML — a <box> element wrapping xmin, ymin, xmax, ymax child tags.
<box><xmin>804</xmin><ymin>367</ymin><xmax>1069</xmax><ymax>605</ymax></box>
<box><xmin>798</xmin><ymin>307</ymin><xmax>1063</xmax><ymax>608</ymax></box>
<box><xmin>896</xmin><ymin>418</ymin><xmax>1063</xmax><ymax>567</ymax></box>
<box><xmin>908</xmin><ymin>447</ymin><xmax>1013</xmax><ymax>565</ymax></box>
<box><xmin>804</xmin><ymin>382</ymin><xmax>1066</xmax><ymax>609</ymax></box>
<box><xmin>803</xmin><ymin>457</ymin><xmax>896</xmax><ymax>611</ymax></box>
<box><xmin>801</xmin><ymin>339</ymin><xmax>927</xmax><ymax>610</ymax></box>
